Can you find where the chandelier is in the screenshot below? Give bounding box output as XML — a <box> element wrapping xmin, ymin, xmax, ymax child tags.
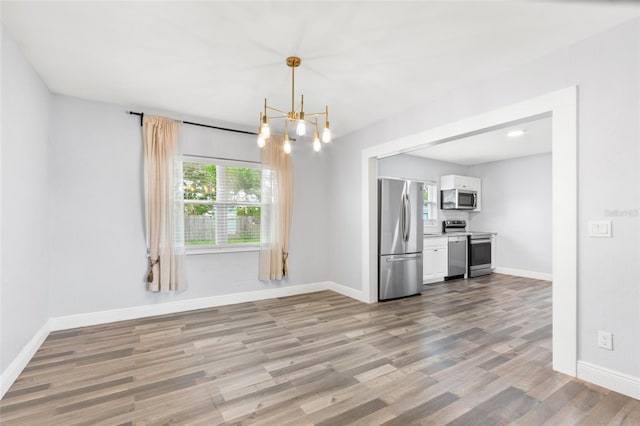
<box><xmin>257</xmin><ymin>56</ymin><xmax>331</xmax><ymax>153</ymax></box>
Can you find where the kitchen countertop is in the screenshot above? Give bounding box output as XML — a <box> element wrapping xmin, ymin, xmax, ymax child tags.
<box><xmin>424</xmin><ymin>231</ymin><xmax>497</xmax><ymax>237</ymax></box>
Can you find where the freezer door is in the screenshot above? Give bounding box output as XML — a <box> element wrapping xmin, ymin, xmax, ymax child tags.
<box><xmin>379</xmin><ymin>253</ymin><xmax>423</xmax><ymax>301</ymax></box>
<box><xmin>379</xmin><ymin>179</ymin><xmax>424</xmax><ymax>255</ymax></box>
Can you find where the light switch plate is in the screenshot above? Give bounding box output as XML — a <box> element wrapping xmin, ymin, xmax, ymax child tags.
<box><xmin>588</xmin><ymin>220</ymin><xmax>612</xmax><ymax>238</ymax></box>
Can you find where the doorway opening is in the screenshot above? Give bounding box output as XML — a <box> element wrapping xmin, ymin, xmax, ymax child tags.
<box><xmin>361</xmin><ymin>87</ymin><xmax>577</xmax><ymax>377</ymax></box>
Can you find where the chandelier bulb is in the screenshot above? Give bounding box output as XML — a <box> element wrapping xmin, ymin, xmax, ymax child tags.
<box><xmin>322</xmin><ymin>126</ymin><xmax>331</xmax><ymax>143</ymax></box>
<box><xmin>296</xmin><ymin>120</ymin><xmax>306</xmax><ymax>136</ymax></box>
<box><xmin>261</xmin><ymin>123</ymin><xmax>270</xmax><ymax>138</ymax></box>
<box><xmin>283</xmin><ymin>137</ymin><xmax>292</xmax><ymax>154</ymax></box>
<box><xmin>257</xmin><ymin>134</ymin><xmax>266</xmax><ymax>148</ymax></box>
<box><xmin>313</xmin><ymin>138</ymin><xmax>321</xmax><ymax>152</ymax></box>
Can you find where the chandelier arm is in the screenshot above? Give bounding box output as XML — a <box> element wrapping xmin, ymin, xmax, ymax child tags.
<box><xmin>303</xmin><ymin>112</ymin><xmax>328</xmax><ymax>117</ymax></box>
<box><xmin>266</xmin><ymin>115</ymin><xmax>288</xmax><ymax>120</ymax></box>
<box><xmin>265</xmin><ymin>105</ymin><xmax>289</xmax><ymax>115</ymax></box>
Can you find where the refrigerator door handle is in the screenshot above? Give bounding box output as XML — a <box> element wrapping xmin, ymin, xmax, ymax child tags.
<box><xmin>402</xmin><ymin>193</ymin><xmax>408</xmax><ymax>241</ymax></box>
<box><xmin>385</xmin><ymin>256</ymin><xmax>417</xmax><ymax>262</ymax></box>
<box><xmin>404</xmin><ymin>193</ymin><xmax>411</xmax><ymax>241</ymax></box>
<box><xmin>400</xmin><ymin>192</ymin><xmax>407</xmax><ymax>242</ymax></box>
<box><xmin>399</xmin><ymin>194</ymin><xmax>405</xmax><ymax>242</ymax></box>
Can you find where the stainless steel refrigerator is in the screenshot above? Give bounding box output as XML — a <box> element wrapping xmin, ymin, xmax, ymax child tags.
<box><xmin>378</xmin><ymin>178</ymin><xmax>424</xmax><ymax>301</ymax></box>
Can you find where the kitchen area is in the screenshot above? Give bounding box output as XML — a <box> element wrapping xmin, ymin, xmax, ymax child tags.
<box><xmin>377</xmin><ymin>116</ymin><xmax>552</xmax><ymax>301</ymax></box>
<box><xmin>423</xmin><ymin>174</ymin><xmax>498</xmax><ymax>283</ymax></box>
<box><xmin>378</xmin><ymin>173</ymin><xmax>497</xmax><ymax>301</ymax></box>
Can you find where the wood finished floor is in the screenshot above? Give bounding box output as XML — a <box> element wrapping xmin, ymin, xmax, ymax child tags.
<box><xmin>2</xmin><ymin>274</ymin><xmax>639</xmax><ymax>425</ymax></box>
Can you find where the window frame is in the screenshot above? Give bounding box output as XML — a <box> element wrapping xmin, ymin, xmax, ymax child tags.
<box><xmin>182</xmin><ymin>155</ymin><xmax>262</xmax><ymax>255</ymax></box>
<box><xmin>423</xmin><ymin>180</ymin><xmax>439</xmax><ymax>228</ymax></box>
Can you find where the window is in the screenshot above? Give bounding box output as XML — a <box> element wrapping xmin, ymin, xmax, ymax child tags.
<box><xmin>182</xmin><ymin>156</ymin><xmax>261</xmax><ymax>252</ymax></box>
<box><xmin>423</xmin><ymin>181</ymin><xmax>438</xmax><ymax>226</ymax></box>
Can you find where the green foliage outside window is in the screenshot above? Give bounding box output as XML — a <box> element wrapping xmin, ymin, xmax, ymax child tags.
<box><xmin>184</xmin><ymin>163</ymin><xmax>216</xmax><ymax>215</ymax></box>
<box><xmin>183</xmin><ymin>161</ymin><xmax>262</xmax><ymax>246</ymax></box>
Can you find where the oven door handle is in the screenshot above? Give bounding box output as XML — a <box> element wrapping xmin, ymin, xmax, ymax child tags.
<box><xmin>470</xmin><ymin>239</ymin><xmax>492</xmax><ymax>244</ymax></box>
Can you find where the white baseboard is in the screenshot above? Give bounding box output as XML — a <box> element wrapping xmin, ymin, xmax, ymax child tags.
<box><xmin>494</xmin><ymin>267</ymin><xmax>552</xmax><ymax>281</ymax></box>
<box><xmin>49</xmin><ymin>282</ymin><xmax>337</xmax><ymax>331</ymax></box>
<box><xmin>0</xmin><ymin>321</ymin><xmax>50</xmax><ymax>399</ymax></box>
<box><xmin>577</xmin><ymin>360</ymin><xmax>640</xmax><ymax>400</ymax></box>
<box><xmin>327</xmin><ymin>281</ymin><xmax>367</xmax><ymax>302</ymax></box>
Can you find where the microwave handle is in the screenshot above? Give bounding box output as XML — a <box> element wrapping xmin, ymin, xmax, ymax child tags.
<box><xmin>473</xmin><ymin>192</ymin><xmax>477</xmax><ymax>208</ymax></box>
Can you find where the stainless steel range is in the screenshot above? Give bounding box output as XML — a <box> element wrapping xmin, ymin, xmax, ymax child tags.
<box><xmin>442</xmin><ymin>220</ymin><xmax>495</xmax><ymax>278</ymax></box>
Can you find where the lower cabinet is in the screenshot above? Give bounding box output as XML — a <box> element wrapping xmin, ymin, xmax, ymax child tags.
<box><xmin>423</xmin><ymin>237</ymin><xmax>448</xmax><ymax>284</ymax></box>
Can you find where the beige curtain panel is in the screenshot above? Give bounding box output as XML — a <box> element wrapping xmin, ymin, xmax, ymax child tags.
<box><xmin>259</xmin><ymin>136</ymin><xmax>293</xmax><ymax>280</ymax></box>
<box><xmin>143</xmin><ymin>115</ymin><xmax>187</xmax><ymax>291</ymax></box>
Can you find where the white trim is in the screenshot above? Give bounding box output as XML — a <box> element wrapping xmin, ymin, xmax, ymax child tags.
<box><xmin>48</xmin><ymin>282</ymin><xmax>338</xmax><ymax>331</ymax></box>
<box><xmin>361</xmin><ymin>86</ymin><xmax>577</xmax><ymax>377</ymax></box>
<box><xmin>186</xmin><ymin>245</ymin><xmax>259</xmax><ymax>255</ymax></box>
<box><xmin>423</xmin><ymin>277</ymin><xmax>446</xmax><ymax>285</ymax></box>
<box><xmin>0</xmin><ymin>321</ymin><xmax>50</xmax><ymax>399</ymax></box>
<box><xmin>362</xmin><ymin>157</ymin><xmax>379</xmax><ymax>303</ymax></box>
<box><xmin>577</xmin><ymin>361</ymin><xmax>640</xmax><ymax>400</ymax></box>
<box><xmin>327</xmin><ymin>281</ymin><xmax>367</xmax><ymax>303</ymax></box>
<box><xmin>493</xmin><ymin>267</ymin><xmax>553</xmax><ymax>282</ymax></box>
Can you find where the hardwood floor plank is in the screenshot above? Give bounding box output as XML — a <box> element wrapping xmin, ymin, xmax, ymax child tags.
<box><xmin>1</xmin><ymin>275</ymin><xmax>638</xmax><ymax>425</ymax></box>
<box><xmin>382</xmin><ymin>391</ymin><xmax>459</xmax><ymax>425</ymax></box>
<box><xmin>315</xmin><ymin>398</ymin><xmax>388</xmax><ymax>426</ymax></box>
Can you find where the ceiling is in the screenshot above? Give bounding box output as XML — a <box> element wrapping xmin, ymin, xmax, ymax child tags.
<box><xmin>2</xmin><ymin>2</ymin><xmax>638</xmax><ymax>138</ymax></box>
<box><xmin>405</xmin><ymin>115</ymin><xmax>551</xmax><ymax>165</ymax></box>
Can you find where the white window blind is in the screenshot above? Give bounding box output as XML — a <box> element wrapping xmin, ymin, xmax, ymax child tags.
<box><xmin>182</xmin><ymin>157</ymin><xmax>261</xmax><ymax>251</ymax></box>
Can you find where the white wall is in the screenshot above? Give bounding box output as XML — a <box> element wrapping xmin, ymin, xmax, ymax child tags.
<box><xmin>48</xmin><ymin>95</ymin><xmax>330</xmax><ymax>317</ymax></box>
<box><xmin>0</xmin><ymin>28</ymin><xmax>50</xmax><ymax>374</ymax></box>
<box><xmin>329</xmin><ymin>20</ymin><xmax>640</xmax><ymax>377</ymax></box>
<box><xmin>468</xmin><ymin>153</ymin><xmax>552</xmax><ymax>274</ymax></box>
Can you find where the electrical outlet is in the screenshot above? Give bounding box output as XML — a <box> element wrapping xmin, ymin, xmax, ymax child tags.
<box><xmin>598</xmin><ymin>330</ymin><xmax>613</xmax><ymax>350</ymax></box>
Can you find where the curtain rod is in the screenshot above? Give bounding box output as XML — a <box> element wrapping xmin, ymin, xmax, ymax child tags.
<box><xmin>185</xmin><ymin>154</ymin><xmax>261</xmax><ymax>165</ymax></box>
<box><xmin>128</xmin><ymin>111</ymin><xmax>258</xmax><ymax>136</ymax></box>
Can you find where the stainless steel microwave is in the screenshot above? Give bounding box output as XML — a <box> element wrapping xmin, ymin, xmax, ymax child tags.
<box><xmin>441</xmin><ymin>189</ymin><xmax>477</xmax><ymax>210</ymax></box>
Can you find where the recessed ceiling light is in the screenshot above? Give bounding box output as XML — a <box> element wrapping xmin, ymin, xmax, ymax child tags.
<box><xmin>507</xmin><ymin>129</ymin><xmax>525</xmax><ymax>138</ymax></box>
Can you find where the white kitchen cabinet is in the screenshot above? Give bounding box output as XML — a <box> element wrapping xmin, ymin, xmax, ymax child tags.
<box><xmin>440</xmin><ymin>175</ymin><xmax>474</xmax><ymax>190</ymax></box>
<box><xmin>440</xmin><ymin>174</ymin><xmax>482</xmax><ymax>211</ymax></box>
<box><xmin>423</xmin><ymin>237</ymin><xmax>448</xmax><ymax>284</ymax></box>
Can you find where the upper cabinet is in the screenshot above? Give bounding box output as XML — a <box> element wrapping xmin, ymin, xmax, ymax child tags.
<box><xmin>440</xmin><ymin>175</ymin><xmax>482</xmax><ymax>211</ymax></box>
<box><xmin>440</xmin><ymin>174</ymin><xmax>479</xmax><ymax>191</ymax></box>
